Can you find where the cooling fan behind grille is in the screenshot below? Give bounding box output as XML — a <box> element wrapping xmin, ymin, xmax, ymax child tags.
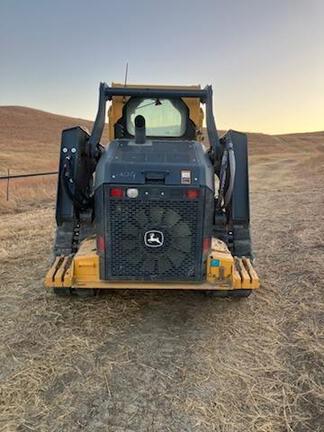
<box><xmin>119</xmin><ymin>207</ymin><xmax>193</xmax><ymax>275</ymax></box>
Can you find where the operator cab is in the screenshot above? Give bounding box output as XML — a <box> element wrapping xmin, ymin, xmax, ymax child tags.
<box><xmin>113</xmin><ymin>97</ymin><xmax>197</xmax><ymax>140</ymax></box>
<box><xmin>107</xmin><ymin>84</ymin><xmax>205</xmax><ymax>143</ymax></box>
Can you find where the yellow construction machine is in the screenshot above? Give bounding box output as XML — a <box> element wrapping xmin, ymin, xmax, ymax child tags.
<box><xmin>45</xmin><ymin>83</ymin><xmax>259</xmax><ymax>297</ymax></box>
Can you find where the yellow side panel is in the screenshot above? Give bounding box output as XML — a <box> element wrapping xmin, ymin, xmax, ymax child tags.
<box><xmin>73</xmin><ymin>238</ymin><xmax>100</xmax><ymax>283</ymax></box>
<box><xmin>74</xmin><ymin>255</ymin><xmax>100</xmax><ymax>282</ymax></box>
<box><xmin>207</xmin><ymin>239</ymin><xmax>234</xmax><ymax>288</ymax></box>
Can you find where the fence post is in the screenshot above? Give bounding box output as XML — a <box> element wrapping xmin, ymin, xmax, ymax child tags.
<box><xmin>6</xmin><ymin>169</ymin><xmax>10</xmax><ymax>201</ymax></box>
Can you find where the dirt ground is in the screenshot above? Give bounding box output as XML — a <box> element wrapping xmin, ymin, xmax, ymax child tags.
<box><xmin>0</xmin><ymin>125</ymin><xmax>324</xmax><ymax>430</ymax></box>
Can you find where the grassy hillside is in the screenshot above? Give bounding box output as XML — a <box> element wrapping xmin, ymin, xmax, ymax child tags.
<box><xmin>0</xmin><ymin>106</ymin><xmax>111</xmax><ymax>173</ymax></box>
<box><xmin>0</xmin><ymin>105</ymin><xmax>323</xmax><ymax>214</ymax></box>
<box><xmin>0</xmin><ymin>106</ymin><xmax>110</xmax><ymax>213</ymax></box>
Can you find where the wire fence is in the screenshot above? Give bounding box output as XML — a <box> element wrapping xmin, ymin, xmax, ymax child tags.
<box><xmin>0</xmin><ymin>170</ymin><xmax>58</xmax><ymax>201</ymax></box>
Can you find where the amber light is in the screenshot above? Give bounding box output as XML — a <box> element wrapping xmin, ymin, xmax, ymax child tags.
<box><xmin>110</xmin><ymin>187</ymin><xmax>124</xmax><ymax>198</ymax></box>
<box><xmin>185</xmin><ymin>189</ymin><xmax>199</xmax><ymax>199</ymax></box>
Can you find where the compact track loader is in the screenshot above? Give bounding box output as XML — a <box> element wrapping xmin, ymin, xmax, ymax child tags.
<box><xmin>45</xmin><ymin>83</ymin><xmax>260</xmax><ymax>297</ymax></box>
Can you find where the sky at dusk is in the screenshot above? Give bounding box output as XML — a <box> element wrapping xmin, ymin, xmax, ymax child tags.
<box><xmin>0</xmin><ymin>0</ymin><xmax>323</xmax><ymax>134</ymax></box>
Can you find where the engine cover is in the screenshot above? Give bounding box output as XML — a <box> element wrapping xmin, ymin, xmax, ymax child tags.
<box><xmin>95</xmin><ymin>139</ymin><xmax>214</xmax><ymax>282</ymax></box>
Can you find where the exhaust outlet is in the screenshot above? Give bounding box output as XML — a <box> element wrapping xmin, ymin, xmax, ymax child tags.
<box><xmin>135</xmin><ymin>115</ymin><xmax>146</xmax><ymax>144</ymax></box>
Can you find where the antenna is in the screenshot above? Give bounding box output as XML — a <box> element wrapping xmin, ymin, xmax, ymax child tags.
<box><xmin>122</xmin><ymin>62</ymin><xmax>129</xmax><ymax>104</ymax></box>
<box><xmin>124</xmin><ymin>62</ymin><xmax>128</xmax><ymax>87</ymax></box>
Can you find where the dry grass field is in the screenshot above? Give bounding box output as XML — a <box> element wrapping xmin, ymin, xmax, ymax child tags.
<box><xmin>0</xmin><ymin>107</ymin><xmax>323</xmax><ymax>431</ymax></box>
<box><xmin>0</xmin><ymin>107</ymin><xmax>109</xmax><ymax>214</ymax></box>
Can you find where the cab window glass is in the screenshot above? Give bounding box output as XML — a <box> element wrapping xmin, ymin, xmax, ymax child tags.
<box><xmin>126</xmin><ymin>98</ymin><xmax>187</xmax><ymax>137</ymax></box>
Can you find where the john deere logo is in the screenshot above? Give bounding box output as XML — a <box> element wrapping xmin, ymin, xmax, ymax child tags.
<box><xmin>144</xmin><ymin>230</ymin><xmax>164</xmax><ymax>248</ymax></box>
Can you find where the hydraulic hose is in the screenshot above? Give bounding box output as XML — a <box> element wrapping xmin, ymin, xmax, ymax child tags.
<box><xmin>216</xmin><ymin>135</ymin><xmax>236</xmax><ymax>209</ymax></box>
<box><xmin>216</xmin><ymin>150</ymin><xmax>228</xmax><ymax>209</ymax></box>
<box><xmin>61</xmin><ymin>159</ymin><xmax>92</xmax><ymax>210</ymax></box>
<box><xmin>224</xmin><ymin>139</ymin><xmax>236</xmax><ymax>208</ymax></box>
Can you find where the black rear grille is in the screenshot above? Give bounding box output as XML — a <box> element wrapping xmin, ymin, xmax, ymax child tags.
<box><xmin>105</xmin><ymin>187</ymin><xmax>204</xmax><ymax>281</ymax></box>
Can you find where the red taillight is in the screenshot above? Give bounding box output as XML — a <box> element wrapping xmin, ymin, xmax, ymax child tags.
<box><xmin>203</xmin><ymin>238</ymin><xmax>211</xmax><ymax>254</ymax></box>
<box><xmin>110</xmin><ymin>187</ymin><xmax>124</xmax><ymax>198</ymax></box>
<box><xmin>97</xmin><ymin>235</ymin><xmax>105</xmax><ymax>252</ymax></box>
<box><xmin>185</xmin><ymin>189</ymin><xmax>199</xmax><ymax>199</ymax></box>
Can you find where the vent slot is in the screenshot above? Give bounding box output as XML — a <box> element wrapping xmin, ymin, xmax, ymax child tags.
<box><xmin>144</xmin><ymin>170</ymin><xmax>169</xmax><ymax>184</ymax></box>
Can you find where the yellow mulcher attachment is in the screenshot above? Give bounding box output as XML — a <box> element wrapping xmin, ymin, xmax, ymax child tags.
<box><xmin>46</xmin><ymin>83</ymin><xmax>260</xmax><ymax>298</ymax></box>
